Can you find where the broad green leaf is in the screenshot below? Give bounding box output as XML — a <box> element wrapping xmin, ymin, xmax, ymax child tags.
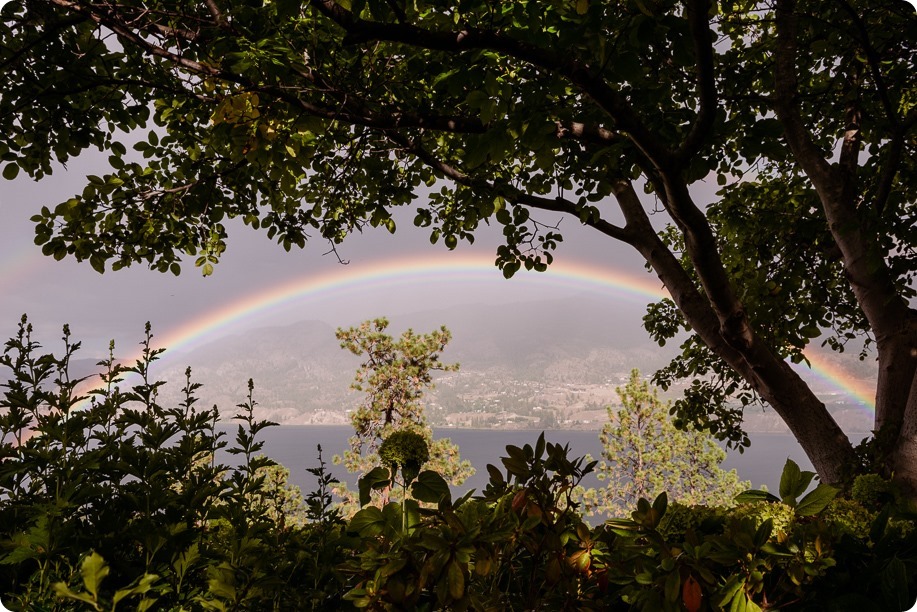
<box><xmin>715</xmin><ymin>576</ymin><xmax>745</xmax><ymax>607</ymax></box>
<box><xmin>348</xmin><ymin>506</ymin><xmax>386</xmax><ymax>536</ymax></box>
<box><xmin>486</xmin><ymin>463</ymin><xmax>505</xmax><ymax>485</ymax></box>
<box><xmin>412</xmin><ymin>470</ymin><xmax>451</xmax><ymax>505</ymax></box>
<box><xmin>779</xmin><ymin>459</ymin><xmax>814</xmax><ymax>504</ymax></box>
<box><xmin>652</xmin><ymin>492</ymin><xmax>668</xmax><ymax>518</ymax></box>
<box><xmin>753</xmin><ymin>518</ymin><xmax>773</xmax><ymax>547</ymax></box>
<box><xmin>734</xmin><ymin>489</ymin><xmax>780</xmax><ymax>504</ymax></box>
<box><xmin>447</xmin><ymin>560</ymin><xmax>464</xmax><ymax>599</ymax></box>
<box><xmin>81</xmin><ymin>552</ymin><xmax>109</xmax><ymax>598</ymax></box>
<box><xmin>52</xmin><ymin>583</ymin><xmax>99</xmax><ymax>608</ymax></box>
<box><xmin>794</xmin><ymin>484</ymin><xmax>838</xmax><ymax>516</ymax></box>
<box><xmin>113</xmin><ymin>573</ymin><xmax>159</xmax><ymax>606</ymax></box>
<box><xmin>880</xmin><ymin>557</ymin><xmax>909</xmax><ymax>611</ymax></box>
<box><xmin>358</xmin><ymin>465</ymin><xmax>391</xmax><ymax>507</ymax></box>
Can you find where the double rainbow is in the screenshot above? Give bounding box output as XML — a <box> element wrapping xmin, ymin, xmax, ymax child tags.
<box><xmin>89</xmin><ymin>253</ymin><xmax>875</xmax><ymax>414</ymax></box>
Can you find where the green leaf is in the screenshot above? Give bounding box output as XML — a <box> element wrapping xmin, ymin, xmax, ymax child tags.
<box><xmin>715</xmin><ymin>576</ymin><xmax>745</xmax><ymax>606</ymax></box>
<box><xmin>447</xmin><ymin>560</ymin><xmax>464</xmax><ymax>600</ymax></box>
<box><xmin>664</xmin><ymin>570</ymin><xmax>679</xmax><ymax>602</ymax></box>
<box><xmin>778</xmin><ymin>459</ymin><xmax>813</xmax><ymax>504</ymax></box>
<box><xmin>411</xmin><ymin>470</ymin><xmax>451</xmax><ymax>505</ymax></box>
<box><xmin>112</xmin><ymin>573</ymin><xmax>159</xmax><ymax>606</ymax></box>
<box><xmin>870</xmin><ymin>505</ymin><xmax>892</xmax><ymax>542</ymax></box>
<box><xmin>52</xmin><ymin>583</ymin><xmax>99</xmax><ymax>608</ymax></box>
<box><xmin>652</xmin><ymin>492</ymin><xmax>668</xmax><ymax>518</ymax></box>
<box><xmin>794</xmin><ymin>484</ymin><xmax>838</xmax><ymax>516</ymax></box>
<box><xmin>348</xmin><ymin>506</ymin><xmax>386</xmax><ymax>536</ymax></box>
<box><xmin>81</xmin><ymin>552</ymin><xmax>110</xmax><ymax>599</ymax></box>
<box><xmin>880</xmin><ymin>557</ymin><xmax>910</xmax><ymax>610</ymax></box>
<box><xmin>358</xmin><ymin>466</ymin><xmax>391</xmax><ymax>507</ymax></box>
<box><xmin>403</xmin><ymin>498</ymin><xmax>421</xmax><ymax>530</ymax></box>
<box><xmin>753</xmin><ymin>518</ymin><xmax>773</xmax><ymax>547</ymax></box>
<box><xmin>734</xmin><ymin>489</ymin><xmax>780</xmax><ymax>504</ymax></box>
<box><xmin>2</xmin><ymin>163</ymin><xmax>19</xmax><ymax>180</ymax></box>
<box><xmin>486</xmin><ymin>463</ymin><xmax>505</xmax><ymax>485</ymax></box>
<box><xmin>89</xmin><ymin>254</ymin><xmax>105</xmax><ymax>274</ymax></box>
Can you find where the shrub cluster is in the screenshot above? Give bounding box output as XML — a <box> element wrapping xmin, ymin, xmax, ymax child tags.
<box><xmin>1</xmin><ymin>320</ymin><xmax>916</xmax><ymax>610</ymax></box>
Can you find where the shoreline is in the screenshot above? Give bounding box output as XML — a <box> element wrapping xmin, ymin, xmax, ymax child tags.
<box><xmin>216</xmin><ymin>421</ymin><xmax>873</xmax><ymax>437</ymax></box>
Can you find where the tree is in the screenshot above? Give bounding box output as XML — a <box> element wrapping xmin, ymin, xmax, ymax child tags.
<box><xmin>580</xmin><ymin>370</ymin><xmax>748</xmax><ymax>517</ymax></box>
<box><xmin>333</xmin><ymin>318</ymin><xmax>472</xmax><ymax>510</ymax></box>
<box><xmin>0</xmin><ymin>1</ymin><xmax>915</xmax><ymax>492</ymax></box>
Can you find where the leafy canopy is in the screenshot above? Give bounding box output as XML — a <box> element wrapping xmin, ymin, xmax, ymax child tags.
<box><xmin>2</xmin><ymin>0</ymin><xmax>916</xmax><ymax>485</ymax></box>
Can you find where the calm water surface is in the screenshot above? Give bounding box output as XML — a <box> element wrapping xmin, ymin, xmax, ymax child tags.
<box><xmin>219</xmin><ymin>425</ymin><xmax>837</xmax><ymax>498</ymax></box>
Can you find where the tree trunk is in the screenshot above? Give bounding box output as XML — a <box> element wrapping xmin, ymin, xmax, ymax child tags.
<box><xmin>891</xmin><ymin>372</ymin><xmax>917</xmax><ymax>498</ymax></box>
<box><xmin>750</xmin><ymin>359</ymin><xmax>856</xmax><ymax>485</ymax></box>
<box><xmin>614</xmin><ymin>182</ymin><xmax>857</xmax><ymax>485</ymax></box>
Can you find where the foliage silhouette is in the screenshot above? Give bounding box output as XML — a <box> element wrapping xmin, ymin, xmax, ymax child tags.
<box><xmin>0</xmin><ymin>320</ymin><xmax>914</xmax><ymax>609</ymax></box>
<box><xmin>2</xmin><ymin>0</ymin><xmax>916</xmax><ymax>493</ymax></box>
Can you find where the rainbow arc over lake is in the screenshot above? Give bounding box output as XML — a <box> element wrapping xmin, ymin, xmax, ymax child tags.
<box><xmin>80</xmin><ymin>253</ymin><xmax>876</xmax><ymax>414</ymax></box>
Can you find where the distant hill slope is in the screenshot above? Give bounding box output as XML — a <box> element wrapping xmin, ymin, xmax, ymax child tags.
<box><xmin>142</xmin><ymin>295</ymin><xmax>667</xmax><ymax>425</ymax></box>
<box><xmin>123</xmin><ymin>295</ymin><xmax>873</xmax><ymax>433</ymax></box>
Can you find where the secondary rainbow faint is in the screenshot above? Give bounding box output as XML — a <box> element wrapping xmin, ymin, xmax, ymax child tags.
<box><xmin>0</xmin><ymin>244</ymin><xmax>46</xmax><ymax>296</ymax></box>
<box><xmin>55</xmin><ymin>252</ymin><xmax>874</xmax><ymax>415</ymax></box>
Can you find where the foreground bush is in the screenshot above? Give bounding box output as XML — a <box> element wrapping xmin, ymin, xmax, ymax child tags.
<box><xmin>0</xmin><ymin>319</ymin><xmax>347</xmax><ymax>610</ymax></box>
<box><xmin>1</xmin><ymin>320</ymin><xmax>915</xmax><ymax>610</ymax></box>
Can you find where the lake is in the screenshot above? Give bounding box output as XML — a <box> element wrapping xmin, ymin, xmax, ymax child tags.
<box><xmin>219</xmin><ymin>425</ymin><xmax>845</xmax><ymax>498</ymax></box>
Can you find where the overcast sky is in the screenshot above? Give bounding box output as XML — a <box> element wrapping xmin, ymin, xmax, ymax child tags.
<box><xmin>0</xmin><ymin>148</ymin><xmax>666</xmax><ymax>359</ymax></box>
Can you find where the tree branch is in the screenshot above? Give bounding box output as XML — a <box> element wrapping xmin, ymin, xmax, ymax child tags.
<box><xmin>833</xmin><ymin>0</ymin><xmax>898</xmax><ymax>127</ymax></box>
<box><xmin>48</xmin><ymin>0</ymin><xmax>221</xmax><ymax>77</ymax></box>
<box><xmin>308</xmin><ymin>0</ymin><xmax>674</xmax><ymax>169</ymax></box>
<box><xmin>772</xmin><ymin>0</ymin><xmax>836</xmax><ymax>186</ymax></box>
<box><xmin>774</xmin><ymin>0</ymin><xmax>909</xmax><ymax>327</ymax></box>
<box><xmin>775</xmin><ymin>0</ymin><xmax>917</xmax><ymax>435</ymax></box>
<box><xmin>673</xmin><ymin>0</ymin><xmax>718</xmax><ymax>167</ymax></box>
<box><xmin>203</xmin><ymin>0</ymin><xmax>229</xmax><ymax>29</ymax></box>
<box><xmin>388</xmin><ymin>132</ymin><xmax>630</xmax><ymax>243</ymax></box>
<box><xmin>0</xmin><ymin>13</ymin><xmax>88</xmax><ymax>73</ymax></box>
<box><xmin>873</xmin><ymin>130</ymin><xmax>905</xmax><ymax>216</ymax></box>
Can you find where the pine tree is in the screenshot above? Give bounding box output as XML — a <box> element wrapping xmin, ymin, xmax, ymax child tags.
<box><xmin>581</xmin><ymin>370</ymin><xmax>748</xmax><ymax>517</ymax></box>
<box><xmin>332</xmin><ymin>318</ymin><xmax>473</xmax><ymax>512</ymax></box>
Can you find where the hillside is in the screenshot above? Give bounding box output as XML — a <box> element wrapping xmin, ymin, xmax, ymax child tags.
<box><xmin>132</xmin><ymin>295</ymin><xmax>875</xmax><ymax>434</ymax></box>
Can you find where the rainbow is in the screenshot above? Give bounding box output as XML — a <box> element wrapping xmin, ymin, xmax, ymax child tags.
<box><xmin>150</xmin><ymin>253</ymin><xmax>667</xmax><ymax>354</ymax></box>
<box><xmin>797</xmin><ymin>354</ymin><xmax>875</xmax><ymax>411</ymax></box>
<box><xmin>0</xmin><ymin>244</ymin><xmax>48</xmax><ymax>296</ymax></box>
<box><xmin>73</xmin><ymin>253</ymin><xmax>875</xmax><ymax>414</ymax></box>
